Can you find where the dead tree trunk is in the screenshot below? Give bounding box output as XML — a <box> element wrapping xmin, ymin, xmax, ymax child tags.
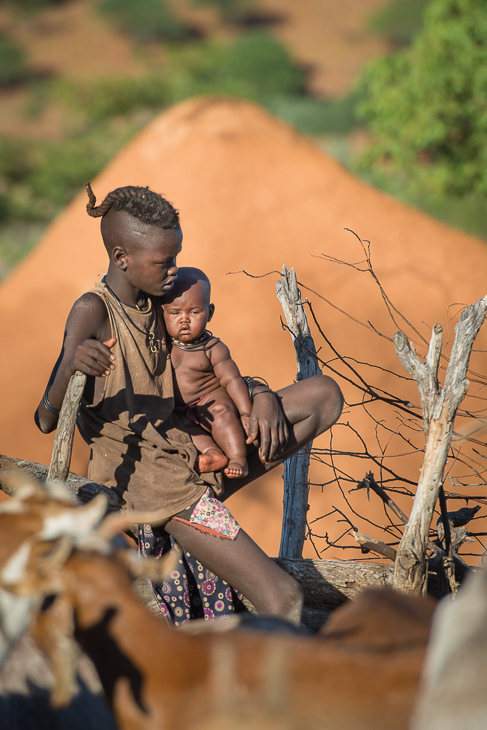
<box><xmin>393</xmin><ymin>296</ymin><xmax>487</xmax><ymax>595</ymax></box>
<box><xmin>276</xmin><ymin>266</ymin><xmax>321</xmax><ymax>559</ymax></box>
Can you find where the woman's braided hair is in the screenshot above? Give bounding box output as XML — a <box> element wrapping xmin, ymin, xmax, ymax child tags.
<box><xmin>85</xmin><ymin>182</ymin><xmax>180</xmax><ymax>229</ymax></box>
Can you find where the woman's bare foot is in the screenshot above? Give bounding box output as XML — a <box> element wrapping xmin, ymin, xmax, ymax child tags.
<box><xmin>196</xmin><ymin>448</ymin><xmax>228</xmax><ymax>473</ymax></box>
<box><xmin>224</xmin><ymin>460</ymin><xmax>249</xmax><ymax>478</ymax></box>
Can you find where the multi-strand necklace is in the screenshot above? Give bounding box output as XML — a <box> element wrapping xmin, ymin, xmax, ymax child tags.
<box><xmin>170</xmin><ymin>330</ymin><xmax>218</xmax><ymax>352</ymax></box>
<box><xmin>102</xmin><ymin>275</ymin><xmax>159</xmax><ymax>354</ymax></box>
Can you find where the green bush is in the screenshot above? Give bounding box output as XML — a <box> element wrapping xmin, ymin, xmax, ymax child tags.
<box><xmin>56</xmin><ymin>33</ymin><xmax>305</xmax><ymax>120</ymax></box>
<box><xmin>190</xmin><ymin>0</ymin><xmax>255</xmax><ymax>23</ymax></box>
<box><xmin>97</xmin><ymin>0</ymin><xmax>188</xmax><ymax>41</ymax></box>
<box><xmin>0</xmin><ymin>0</ymin><xmax>69</xmax><ymax>13</ymax></box>
<box><xmin>357</xmin><ymin>0</ymin><xmax>487</xmax><ymax>197</ymax></box>
<box><xmin>168</xmin><ymin>33</ymin><xmax>304</xmax><ymax>102</ymax></box>
<box><xmin>368</xmin><ymin>0</ymin><xmax>431</xmax><ymax>46</ymax></box>
<box><xmin>0</xmin><ymin>122</ymin><xmax>135</xmax><ymax>222</ymax></box>
<box><xmin>0</xmin><ymin>34</ymin><xmax>27</xmax><ymax>85</ymax></box>
<box><xmin>57</xmin><ymin>75</ymin><xmax>171</xmax><ymax>120</ymax></box>
<box><xmin>224</xmin><ymin>32</ymin><xmax>304</xmax><ymax>98</ymax></box>
<box><xmin>267</xmin><ymin>92</ymin><xmax>360</xmax><ymax>136</ymax></box>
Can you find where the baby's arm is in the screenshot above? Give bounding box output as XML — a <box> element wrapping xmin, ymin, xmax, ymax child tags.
<box><xmin>35</xmin><ymin>293</ymin><xmax>116</xmax><ymax>434</ymax></box>
<box><xmin>208</xmin><ymin>341</ymin><xmax>252</xmax><ymax>416</ymax></box>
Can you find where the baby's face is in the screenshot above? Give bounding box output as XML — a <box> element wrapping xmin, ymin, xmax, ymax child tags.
<box><xmin>163</xmin><ymin>281</ymin><xmax>212</xmax><ymax>343</ymax></box>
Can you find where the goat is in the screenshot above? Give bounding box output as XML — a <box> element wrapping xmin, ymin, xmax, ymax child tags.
<box><xmin>0</xmin><ymin>468</ymin><xmax>436</xmax><ymax>730</ymax></box>
<box><xmin>411</xmin><ymin>563</ymin><xmax>487</xmax><ymax>730</ymax></box>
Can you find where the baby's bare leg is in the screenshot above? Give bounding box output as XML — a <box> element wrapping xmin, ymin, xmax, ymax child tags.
<box><xmin>178</xmin><ymin>414</ymin><xmax>229</xmax><ymax>473</ymax></box>
<box><xmin>192</xmin><ymin>432</ymin><xmax>229</xmax><ymax>473</ymax></box>
<box><xmin>196</xmin><ymin>389</ymin><xmax>249</xmax><ymax>478</ymax></box>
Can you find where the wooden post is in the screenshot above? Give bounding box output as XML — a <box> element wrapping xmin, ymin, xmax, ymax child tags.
<box><xmin>48</xmin><ymin>371</ymin><xmax>87</xmax><ymax>482</ymax></box>
<box><xmin>393</xmin><ymin>296</ymin><xmax>487</xmax><ymax>594</ymax></box>
<box><xmin>276</xmin><ymin>266</ymin><xmax>321</xmax><ymax>558</ymax></box>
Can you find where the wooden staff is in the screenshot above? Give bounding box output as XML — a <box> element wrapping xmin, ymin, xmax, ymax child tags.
<box><xmin>47</xmin><ymin>371</ymin><xmax>87</xmax><ymax>482</ymax></box>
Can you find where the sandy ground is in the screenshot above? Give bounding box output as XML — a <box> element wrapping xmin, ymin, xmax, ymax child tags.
<box><xmin>0</xmin><ymin>98</ymin><xmax>486</xmax><ymax>561</ymax></box>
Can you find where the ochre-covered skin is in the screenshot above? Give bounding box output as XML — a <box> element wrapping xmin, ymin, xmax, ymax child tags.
<box><xmin>1</xmin><ymin>98</ymin><xmax>487</xmax><ymax>556</ymax></box>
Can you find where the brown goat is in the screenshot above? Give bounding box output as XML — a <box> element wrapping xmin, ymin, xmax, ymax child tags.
<box><xmin>0</xmin><ymin>471</ymin><xmax>436</xmax><ymax>730</ymax></box>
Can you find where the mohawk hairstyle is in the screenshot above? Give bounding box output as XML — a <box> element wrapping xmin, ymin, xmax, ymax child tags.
<box><xmin>84</xmin><ymin>182</ymin><xmax>180</xmax><ymax>229</ymax></box>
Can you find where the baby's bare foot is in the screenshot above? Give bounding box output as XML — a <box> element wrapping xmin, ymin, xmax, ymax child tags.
<box><xmin>197</xmin><ymin>449</ymin><xmax>228</xmax><ymax>473</ymax></box>
<box><xmin>224</xmin><ymin>460</ymin><xmax>249</xmax><ymax>479</ymax></box>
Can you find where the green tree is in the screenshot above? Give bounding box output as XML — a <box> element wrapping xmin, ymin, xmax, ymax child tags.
<box><xmin>367</xmin><ymin>0</ymin><xmax>430</xmax><ymax>47</ymax></box>
<box><xmin>168</xmin><ymin>33</ymin><xmax>304</xmax><ymax>102</ymax></box>
<box><xmin>190</xmin><ymin>0</ymin><xmax>255</xmax><ymax>23</ymax></box>
<box><xmin>357</xmin><ymin>0</ymin><xmax>487</xmax><ymax>197</ymax></box>
<box><xmin>97</xmin><ymin>0</ymin><xmax>188</xmax><ymax>42</ymax></box>
<box><xmin>0</xmin><ymin>34</ymin><xmax>27</xmax><ymax>85</ymax></box>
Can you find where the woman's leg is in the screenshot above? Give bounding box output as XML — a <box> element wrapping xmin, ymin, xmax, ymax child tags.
<box><xmin>223</xmin><ymin>374</ymin><xmax>343</xmax><ymax>499</ymax></box>
<box><xmin>165</xmin><ymin>517</ymin><xmax>304</xmax><ymax>625</ymax></box>
<box><xmin>162</xmin><ymin>375</ymin><xmax>340</xmax><ymax>625</ymax></box>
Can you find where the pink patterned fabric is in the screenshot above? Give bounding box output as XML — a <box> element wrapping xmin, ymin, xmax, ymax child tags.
<box><xmin>172</xmin><ymin>487</ymin><xmax>241</xmax><ymax>540</ymax></box>
<box><xmin>190</xmin><ymin>487</ymin><xmax>241</xmax><ymax>539</ymax></box>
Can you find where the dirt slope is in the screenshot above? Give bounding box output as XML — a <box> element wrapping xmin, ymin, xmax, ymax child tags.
<box><xmin>260</xmin><ymin>0</ymin><xmax>391</xmax><ymax>96</ymax></box>
<box><xmin>0</xmin><ymin>0</ymin><xmax>390</xmax><ymax>139</ymax></box>
<box><xmin>1</xmin><ymin>98</ymin><xmax>486</xmax><ymax>558</ymax></box>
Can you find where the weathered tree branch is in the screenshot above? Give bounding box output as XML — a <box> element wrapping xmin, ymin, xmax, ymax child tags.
<box><xmin>0</xmin><ymin>455</ymin><xmax>123</xmax><ymax>512</ymax></box>
<box><xmin>354</xmin><ymin>471</ymin><xmax>408</xmax><ymax>524</ymax></box>
<box><xmin>393</xmin><ymin>296</ymin><xmax>487</xmax><ymax>594</ymax></box>
<box><xmin>352</xmin><ymin>531</ymin><xmax>397</xmax><ymax>561</ymax></box>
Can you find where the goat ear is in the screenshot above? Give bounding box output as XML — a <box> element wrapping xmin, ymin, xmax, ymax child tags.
<box><xmin>40</xmin><ymin>494</ymin><xmax>108</xmax><ymax>541</ymax></box>
<box><xmin>44</xmin><ymin>480</ymin><xmax>77</xmax><ymax>505</ymax></box>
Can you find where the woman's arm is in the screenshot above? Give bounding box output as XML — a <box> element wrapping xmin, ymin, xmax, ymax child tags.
<box><xmin>35</xmin><ymin>293</ymin><xmax>116</xmax><ymax>434</ymax></box>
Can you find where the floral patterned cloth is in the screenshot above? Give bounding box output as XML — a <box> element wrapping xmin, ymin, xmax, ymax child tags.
<box><xmin>138</xmin><ymin>488</ymin><xmax>243</xmax><ymax>625</ymax></box>
<box><xmin>173</xmin><ymin>487</ymin><xmax>241</xmax><ymax>539</ymax></box>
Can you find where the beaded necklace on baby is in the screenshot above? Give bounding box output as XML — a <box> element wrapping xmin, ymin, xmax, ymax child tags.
<box><xmin>169</xmin><ymin>330</ymin><xmax>219</xmax><ymax>352</ymax></box>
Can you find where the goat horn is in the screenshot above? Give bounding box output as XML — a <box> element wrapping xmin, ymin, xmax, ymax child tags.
<box><xmin>95</xmin><ymin>505</ymin><xmax>176</xmax><ymax>541</ymax></box>
<box><xmin>119</xmin><ymin>543</ymin><xmax>183</xmax><ymax>584</ymax></box>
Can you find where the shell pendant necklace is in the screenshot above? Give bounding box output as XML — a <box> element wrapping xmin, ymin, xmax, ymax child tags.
<box><xmin>102</xmin><ymin>275</ymin><xmax>159</xmax><ymax>353</ymax></box>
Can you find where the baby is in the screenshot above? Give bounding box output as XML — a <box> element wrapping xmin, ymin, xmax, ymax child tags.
<box><xmin>162</xmin><ymin>267</ymin><xmax>252</xmax><ymax>478</ymax></box>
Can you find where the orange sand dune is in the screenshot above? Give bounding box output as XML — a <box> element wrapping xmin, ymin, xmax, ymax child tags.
<box><xmin>1</xmin><ymin>98</ymin><xmax>486</xmax><ymax>558</ymax></box>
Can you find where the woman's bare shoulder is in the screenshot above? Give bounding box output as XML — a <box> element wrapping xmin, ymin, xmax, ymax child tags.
<box><xmin>65</xmin><ymin>291</ymin><xmax>109</xmax><ymax>341</ymax></box>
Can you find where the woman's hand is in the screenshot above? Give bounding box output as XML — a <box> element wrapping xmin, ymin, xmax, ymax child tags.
<box><xmin>69</xmin><ymin>337</ymin><xmax>116</xmax><ymax>378</ymax></box>
<box><xmin>240</xmin><ymin>414</ymin><xmax>251</xmax><ymax>437</ymax></box>
<box><xmin>245</xmin><ymin>391</ymin><xmax>289</xmax><ymax>464</ymax></box>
